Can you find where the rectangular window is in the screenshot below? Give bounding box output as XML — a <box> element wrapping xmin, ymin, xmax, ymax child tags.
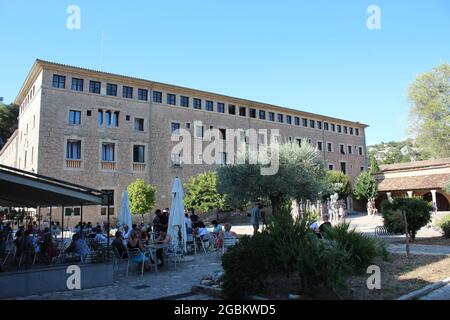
<box><xmin>324</xmin><ymin>122</ymin><xmax>329</xmax><ymax>131</ymax></box>
<box><xmin>217</xmin><ymin>102</ymin><xmax>225</xmax><ymax>113</ymax></box>
<box><xmin>317</xmin><ymin>141</ymin><xmax>323</xmax><ymax>151</ymax></box>
<box><xmin>259</xmin><ymin>110</ymin><xmax>266</xmax><ymax>120</ymax></box>
<box><xmin>358</xmin><ymin>146</ymin><xmax>363</xmax><ymax>156</ymax></box>
<box><xmin>269</xmin><ymin>112</ymin><xmax>275</xmax><ymax>121</ymax></box>
<box><xmin>329</xmin><ymin>164</ymin><xmax>334</xmax><ymax>170</ymax></box>
<box><xmin>340</xmin><ymin>162</ymin><xmax>347</xmax><ymax>175</ymax></box>
<box><xmin>348</xmin><ymin>145</ymin><xmax>353</xmax><ymax>154</ymax></box>
<box><xmin>101</xmin><ymin>143</ymin><xmax>115</xmax><ymax>161</ymax></box>
<box><xmin>219</xmin><ymin>128</ymin><xmax>226</xmax><ymax>140</ymax></box>
<box><xmin>180</xmin><ymin>96</ymin><xmax>189</xmax><ymax>108</ymax></box>
<box><xmin>228</xmin><ymin>105</ymin><xmax>236</xmax><ymax>115</ymax></box>
<box><xmin>66</xmin><ymin>140</ymin><xmax>81</xmax><ymax>159</ymax></box>
<box><xmin>239</xmin><ymin>107</ymin><xmax>246</xmax><ymax>117</ymax></box>
<box><xmin>355</xmin><ymin>128</ymin><xmax>360</xmax><ymax>136</ymax></box>
<box><xmin>153</xmin><ymin>91</ymin><xmax>162</xmax><ymax>103</ymax></box>
<box><xmin>123</xmin><ymin>86</ymin><xmax>133</xmax><ymax>99</ymax></box>
<box><xmin>302</xmin><ymin>118</ymin><xmax>308</xmax><ymax>127</ymax></box>
<box><xmin>98</xmin><ymin>110</ymin><xmax>103</xmax><ymax>127</ymax></box>
<box><xmin>134</xmin><ymin>118</ymin><xmax>144</xmax><ymax>131</ymax></box>
<box><xmin>349</xmin><ymin>127</ymin><xmax>354</xmax><ymax>135</ymax></box>
<box><xmin>249</xmin><ymin>109</ymin><xmax>256</xmax><ymax>118</ymax></box>
<box><xmin>193</xmin><ymin>98</ymin><xmax>201</xmax><ymax>109</ymax></box>
<box><xmin>171</xmin><ymin>122</ymin><xmax>181</xmax><ymax>135</ymax></box>
<box><xmin>337</xmin><ymin>125</ymin><xmax>342</xmax><ymax>133</ymax></box>
<box><xmin>112</xmin><ymin>111</ymin><xmax>119</xmax><ymax>127</ymax></box>
<box><xmin>137</xmin><ymin>89</ymin><xmax>148</xmax><ymax>101</ymax></box>
<box><xmin>89</xmin><ymin>81</ymin><xmax>101</xmax><ymax>94</ymax></box>
<box><xmin>360</xmin><ymin>166</ymin><xmax>364</xmax><ymax>172</ymax></box>
<box><xmin>69</xmin><ymin>110</ymin><xmax>81</xmax><ymax>125</ymax></box>
<box><xmin>310</xmin><ymin>120</ymin><xmax>315</xmax><ymax>128</ymax></box>
<box><xmin>105</xmin><ymin>111</ymin><xmax>111</xmax><ymax>127</ymax></box>
<box><xmin>277</xmin><ymin>114</ymin><xmax>284</xmax><ymax>123</ymax></box>
<box><xmin>52</xmin><ymin>75</ymin><xmax>66</xmax><ymax>89</ymax></box>
<box><xmin>218</xmin><ymin>152</ymin><xmax>227</xmax><ymax>165</ymax></box>
<box><xmin>195</xmin><ymin>125</ymin><xmax>204</xmax><ymax>138</ymax></box>
<box><xmin>327</xmin><ymin>142</ymin><xmax>333</xmax><ymax>152</ymax></box>
<box><xmin>71</xmin><ymin>78</ymin><xmax>84</xmax><ymax>92</ymax></box>
<box><xmin>331</xmin><ymin>124</ymin><xmax>336</xmax><ymax>132</ymax></box>
<box><xmin>133</xmin><ymin>145</ymin><xmax>145</xmax><ymax>163</ymax></box>
<box><xmin>206</xmin><ymin>100</ymin><xmax>213</xmax><ymax>111</ymax></box>
<box><xmin>106</xmin><ymin>83</ymin><xmax>117</xmax><ymax>96</ymax></box>
<box><xmin>167</xmin><ymin>94</ymin><xmax>176</xmax><ymax>105</ymax></box>
<box><xmin>286</xmin><ymin>115</ymin><xmax>292</xmax><ymax>125</ymax></box>
<box><xmin>317</xmin><ymin>121</ymin><xmax>322</xmax><ymax>130</ymax></box>
<box><xmin>294</xmin><ymin>117</ymin><xmax>300</xmax><ymax>126</ymax></box>
<box><xmin>343</xmin><ymin>126</ymin><xmax>348</xmax><ymax>134</ymax></box>
<box><xmin>340</xmin><ymin>144</ymin><xmax>345</xmax><ymax>155</ymax></box>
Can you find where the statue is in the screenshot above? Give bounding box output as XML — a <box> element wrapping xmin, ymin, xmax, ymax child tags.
<box><xmin>328</xmin><ymin>193</ymin><xmax>340</xmax><ymax>225</ymax></box>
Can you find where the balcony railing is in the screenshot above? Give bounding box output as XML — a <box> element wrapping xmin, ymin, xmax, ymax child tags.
<box><xmin>66</xmin><ymin>159</ymin><xmax>82</xmax><ymax>169</ymax></box>
<box><xmin>101</xmin><ymin>161</ymin><xmax>116</xmax><ymax>170</ymax></box>
<box><xmin>133</xmin><ymin>163</ymin><xmax>146</xmax><ymax>172</ymax></box>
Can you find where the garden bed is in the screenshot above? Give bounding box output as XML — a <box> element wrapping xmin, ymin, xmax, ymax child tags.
<box><xmin>256</xmin><ymin>254</ymin><xmax>450</xmax><ymax>300</ymax></box>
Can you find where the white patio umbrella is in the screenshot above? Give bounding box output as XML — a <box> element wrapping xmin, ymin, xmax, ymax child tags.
<box><xmin>119</xmin><ymin>190</ymin><xmax>132</xmax><ymax>231</ymax></box>
<box><xmin>167</xmin><ymin>177</ymin><xmax>187</xmax><ymax>253</ymax></box>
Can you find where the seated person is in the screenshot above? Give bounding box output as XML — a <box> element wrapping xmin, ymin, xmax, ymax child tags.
<box><xmin>309</xmin><ymin>221</ymin><xmax>323</xmax><ymax>239</ymax></box>
<box><xmin>112</xmin><ymin>231</ymin><xmax>128</xmax><ymax>259</ymax></box>
<box><xmin>127</xmin><ymin>230</ymin><xmax>150</xmax><ymax>268</ymax></box>
<box><xmin>319</xmin><ymin>214</ymin><xmax>332</xmax><ymax>233</ymax></box>
<box><xmin>154</xmin><ymin>229</ymin><xmax>172</xmax><ymax>267</ymax></box>
<box><xmin>94</xmin><ymin>226</ymin><xmax>108</xmax><ymax>245</ymax></box>
<box><xmin>65</xmin><ymin>234</ymin><xmax>79</xmax><ymax>254</ymax></box>
<box><xmin>194</xmin><ymin>221</ymin><xmax>212</xmax><ymax>248</ymax></box>
<box><xmin>211</xmin><ymin>220</ymin><xmax>223</xmax><ymax>237</ymax></box>
<box><xmin>140</xmin><ymin>229</ymin><xmax>149</xmax><ymax>243</ymax></box>
<box><xmin>217</xmin><ymin>223</ymin><xmax>239</xmax><ymax>247</ymax></box>
<box><xmin>75</xmin><ymin>237</ymin><xmax>91</xmax><ymax>261</ymax></box>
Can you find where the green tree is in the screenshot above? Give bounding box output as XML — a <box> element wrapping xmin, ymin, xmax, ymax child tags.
<box><xmin>184</xmin><ymin>171</ymin><xmax>226</xmax><ymax>213</ymax></box>
<box><xmin>127</xmin><ymin>179</ymin><xmax>157</xmax><ymax>223</ymax></box>
<box><xmin>0</xmin><ymin>103</ymin><xmax>19</xmax><ymax>149</ymax></box>
<box><xmin>368</xmin><ymin>152</ymin><xmax>380</xmax><ymax>172</ymax></box>
<box><xmin>217</xmin><ymin>143</ymin><xmax>327</xmax><ymax>213</ymax></box>
<box><xmin>323</xmin><ymin>170</ymin><xmax>351</xmax><ymax>200</ymax></box>
<box><xmin>353</xmin><ymin>171</ymin><xmax>378</xmax><ymax>203</ymax></box>
<box><xmin>408</xmin><ymin>64</ymin><xmax>450</xmax><ymax>158</ymax></box>
<box><xmin>381</xmin><ymin>197</ymin><xmax>432</xmax><ymax>240</ymax></box>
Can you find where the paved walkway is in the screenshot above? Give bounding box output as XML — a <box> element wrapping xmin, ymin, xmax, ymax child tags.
<box><xmin>387</xmin><ymin>244</ymin><xmax>450</xmax><ymax>256</ymax></box>
<box><xmin>420</xmin><ymin>283</ymin><xmax>450</xmax><ymax>300</ymax></box>
<box><xmin>14</xmin><ymin>253</ymin><xmax>223</xmax><ymax>300</ymax></box>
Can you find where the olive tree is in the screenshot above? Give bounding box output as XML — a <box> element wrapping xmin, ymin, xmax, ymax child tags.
<box><xmin>217</xmin><ymin>142</ymin><xmax>327</xmax><ymax>214</ymax></box>
<box><xmin>128</xmin><ymin>179</ymin><xmax>157</xmax><ymax>223</ymax></box>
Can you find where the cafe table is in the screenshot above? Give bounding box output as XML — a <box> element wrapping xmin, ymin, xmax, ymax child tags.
<box><xmin>145</xmin><ymin>242</ymin><xmax>172</xmax><ymax>272</ymax></box>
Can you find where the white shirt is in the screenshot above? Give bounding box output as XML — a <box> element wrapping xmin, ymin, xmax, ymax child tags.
<box><xmin>197</xmin><ymin>227</ymin><xmax>208</xmax><ymax>237</ymax></box>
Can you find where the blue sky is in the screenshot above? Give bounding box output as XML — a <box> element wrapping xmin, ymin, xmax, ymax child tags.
<box><xmin>0</xmin><ymin>0</ymin><xmax>449</xmax><ymax>145</ymax></box>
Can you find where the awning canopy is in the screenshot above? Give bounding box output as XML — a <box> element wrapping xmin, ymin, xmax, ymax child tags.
<box><xmin>0</xmin><ymin>165</ymin><xmax>107</xmax><ymax>208</ymax></box>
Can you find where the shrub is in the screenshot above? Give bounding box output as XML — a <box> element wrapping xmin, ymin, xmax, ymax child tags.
<box><xmin>221</xmin><ymin>233</ymin><xmax>278</xmax><ymax>299</ymax></box>
<box><xmin>436</xmin><ymin>215</ymin><xmax>450</xmax><ymax>238</ymax></box>
<box><xmin>267</xmin><ymin>205</ymin><xmax>351</xmax><ymax>294</ymax></box>
<box><xmin>322</xmin><ymin>222</ymin><xmax>388</xmax><ymax>273</ymax></box>
<box><xmin>381</xmin><ymin>197</ymin><xmax>432</xmax><ymax>240</ymax></box>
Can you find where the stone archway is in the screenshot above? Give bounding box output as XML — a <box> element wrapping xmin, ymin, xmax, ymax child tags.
<box><xmin>423</xmin><ymin>192</ymin><xmax>450</xmax><ymax>211</ymax></box>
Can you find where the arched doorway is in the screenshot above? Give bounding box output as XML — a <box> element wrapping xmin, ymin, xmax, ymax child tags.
<box><xmin>423</xmin><ymin>192</ymin><xmax>450</xmax><ymax>211</ymax></box>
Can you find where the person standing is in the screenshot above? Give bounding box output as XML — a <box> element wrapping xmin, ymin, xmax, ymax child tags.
<box><xmin>250</xmin><ymin>204</ymin><xmax>261</xmax><ymax>235</ymax></box>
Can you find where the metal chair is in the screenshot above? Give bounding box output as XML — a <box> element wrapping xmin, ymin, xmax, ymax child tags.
<box><xmin>126</xmin><ymin>248</ymin><xmax>146</xmax><ymax>277</ymax></box>
<box><xmin>186</xmin><ymin>234</ymin><xmax>196</xmax><ymax>255</ymax></box>
<box><xmin>2</xmin><ymin>239</ymin><xmax>16</xmax><ymax>265</ymax></box>
<box><xmin>164</xmin><ymin>244</ymin><xmax>182</xmax><ymax>270</ymax></box>
<box><xmin>112</xmin><ymin>246</ymin><xmax>128</xmax><ymax>272</ymax></box>
<box><xmin>222</xmin><ymin>236</ymin><xmax>237</xmax><ymax>254</ymax></box>
<box><xmin>199</xmin><ymin>233</ymin><xmax>214</xmax><ymax>254</ymax></box>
